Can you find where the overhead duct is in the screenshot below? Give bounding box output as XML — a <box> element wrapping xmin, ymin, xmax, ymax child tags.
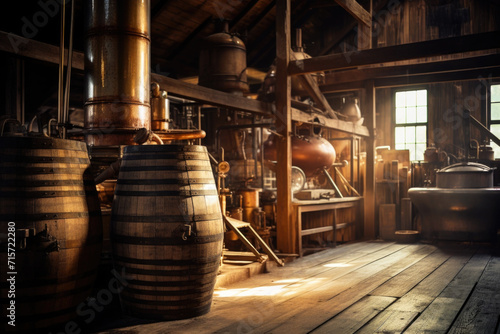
<box><xmin>84</xmin><ymin>0</ymin><xmax>151</xmax><ymax>146</ymax></box>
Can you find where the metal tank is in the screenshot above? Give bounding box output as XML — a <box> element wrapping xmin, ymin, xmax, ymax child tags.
<box><xmin>263</xmin><ymin>135</ymin><xmax>336</xmax><ymax>177</ymax></box>
<box><xmin>151</xmin><ymin>82</ymin><xmax>170</xmax><ymax>131</ymax></box>
<box><xmin>198</xmin><ymin>22</ymin><xmax>249</xmax><ymax>94</ymax></box>
<box><xmin>84</xmin><ymin>0</ymin><xmax>151</xmax><ymax>146</ymax></box>
<box><xmin>408</xmin><ymin>162</ymin><xmax>500</xmax><ymax>242</ymax></box>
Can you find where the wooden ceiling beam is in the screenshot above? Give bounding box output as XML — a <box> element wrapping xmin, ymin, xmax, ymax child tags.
<box><xmin>151</xmin><ymin>0</ymin><xmax>173</xmax><ymax>22</ymax></box>
<box><xmin>320</xmin><ymin>66</ymin><xmax>500</xmax><ymax>92</ymax></box>
<box><xmin>323</xmin><ymin>54</ymin><xmax>500</xmax><ymax>85</ymax></box>
<box><xmin>334</xmin><ymin>0</ymin><xmax>371</xmax><ymax>27</ymax></box>
<box><xmin>150</xmin><ymin>73</ymin><xmax>274</xmax><ymax>116</ymax></box>
<box><xmin>289</xmin><ymin>31</ymin><xmax>500</xmax><ymax>75</ymax></box>
<box><xmin>229</xmin><ymin>0</ymin><xmax>261</xmax><ymax>31</ymax></box>
<box><xmin>318</xmin><ymin>0</ymin><xmax>388</xmax><ymax>56</ymax></box>
<box><xmin>0</xmin><ymin>31</ymin><xmax>84</xmax><ymax>70</ymax></box>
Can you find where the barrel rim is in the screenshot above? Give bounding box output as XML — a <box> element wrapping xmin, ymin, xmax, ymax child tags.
<box><xmin>0</xmin><ymin>136</ymin><xmax>88</xmax><ymax>151</ymax></box>
<box><xmin>124</xmin><ymin>144</ymin><xmax>207</xmax><ymax>153</ymax></box>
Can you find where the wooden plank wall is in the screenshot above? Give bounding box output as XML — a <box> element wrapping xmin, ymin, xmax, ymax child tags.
<box><xmin>367</xmin><ymin>0</ymin><xmax>498</xmax><ymax>158</ymax></box>
<box><xmin>375</xmin><ymin>80</ymin><xmax>487</xmax><ymax>159</ymax></box>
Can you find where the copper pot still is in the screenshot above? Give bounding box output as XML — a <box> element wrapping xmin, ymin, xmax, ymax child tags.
<box><xmin>84</xmin><ymin>0</ymin><xmax>151</xmax><ymax>146</ymax></box>
<box><xmin>198</xmin><ymin>22</ymin><xmax>249</xmax><ymax>94</ymax></box>
<box><xmin>263</xmin><ymin>135</ymin><xmax>336</xmax><ymax>177</ymax></box>
<box><xmin>436</xmin><ymin>162</ymin><xmax>495</xmax><ymax>188</ymax></box>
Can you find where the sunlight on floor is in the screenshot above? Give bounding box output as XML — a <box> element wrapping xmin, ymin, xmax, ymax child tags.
<box><xmin>323</xmin><ymin>262</ymin><xmax>353</xmax><ymax>268</ymax></box>
<box><xmin>214</xmin><ymin>277</ymin><xmax>328</xmax><ymax>298</ymax></box>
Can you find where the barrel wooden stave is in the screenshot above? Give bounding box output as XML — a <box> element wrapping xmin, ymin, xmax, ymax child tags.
<box><xmin>111</xmin><ymin>145</ymin><xmax>223</xmax><ymax>320</ymax></box>
<box><xmin>0</xmin><ymin>137</ymin><xmax>102</xmax><ymax>333</ymax></box>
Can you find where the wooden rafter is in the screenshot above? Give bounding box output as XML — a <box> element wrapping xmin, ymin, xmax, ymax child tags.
<box><xmin>334</xmin><ymin>0</ymin><xmax>371</xmax><ymax>27</ymax></box>
<box><xmin>289</xmin><ymin>31</ymin><xmax>500</xmax><ymax>75</ymax></box>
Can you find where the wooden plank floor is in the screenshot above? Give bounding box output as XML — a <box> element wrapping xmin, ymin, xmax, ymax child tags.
<box><xmin>91</xmin><ymin>241</ymin><xmax>500</xmax><ymax>334</ymax></box>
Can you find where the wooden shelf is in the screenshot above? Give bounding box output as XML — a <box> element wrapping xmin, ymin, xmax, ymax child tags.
<box><xmin>292</xmin><ymin>197</ymin><xmax>362</xmax><ymax>256</ymax></box>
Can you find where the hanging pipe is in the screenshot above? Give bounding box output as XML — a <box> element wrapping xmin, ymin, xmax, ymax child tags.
<box><xmin>62</xmin><ymin>0</ymin><xmax>75</xmax><ymax>139</ymax></box>
<box><xmin>57</xmin><ymin>0</ymin><xmax>65</xmax><ymax>134</ymax></box>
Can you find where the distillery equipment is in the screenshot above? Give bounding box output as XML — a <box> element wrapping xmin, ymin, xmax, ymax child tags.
<box><xmin>198</xmin><ymin>22</ymin><xmax>249</xmax><ymax>94</ymax></box>
<box><xmin>409</xmin><ymin>162</ymin><xmax>500</xmax><ymax>242</ymax></box>
<box><xmin>263</xmin><ymin>134</ymin><xmax>336</xmax><ymax>177</ymax></box>
<box><xmin>84</xmin><ymin>0</ymin><xmax>151</xmax><ymax>146</ymax></box>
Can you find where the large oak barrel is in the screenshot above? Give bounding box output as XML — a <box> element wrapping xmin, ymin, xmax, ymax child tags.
<box><xmin>0</xmin><ymin>136</ymin><xmax>102</xmax><ymax>333</ymax></box>
<box><xmin>111</xmin><ymin>144</ymin><xmax>224</xmax><ymax>320</ymax></box>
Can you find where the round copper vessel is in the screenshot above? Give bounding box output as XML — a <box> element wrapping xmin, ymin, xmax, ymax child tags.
<box><xmin>199</xmin><ymin>23</ymin><xmax>249</xmax><ymax>94</ymax></box>
<box><xmin>264</xmin><ymin>135</ymin><xmax>336</xmax><ymax>177</ymax></box>
<box><xmin>84</xmin><ymin>0</ymin><xmax>151</xmax><ymax>146</ymax></box>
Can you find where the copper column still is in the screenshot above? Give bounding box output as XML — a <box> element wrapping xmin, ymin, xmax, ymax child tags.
<box><xmin>84</xmin><ymin>0</ymin><xmax>151</xmax><ymax>146</ymax></box>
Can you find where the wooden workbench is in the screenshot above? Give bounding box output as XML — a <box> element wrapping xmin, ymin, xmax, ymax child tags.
<box><xmin>292</xmin><ymin>197</ymin><xmax>362</xmax><ymax>256</ymax></box>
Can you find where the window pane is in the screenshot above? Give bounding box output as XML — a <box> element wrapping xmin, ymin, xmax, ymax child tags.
<box><xmin>417</xmin><ymin>106</ymin><xmax>427</xmax><ymax>123</ymax></box>
<box><xmin>395</xmin><ymin>92</ymin><xmax>406</xmax><ymax>107</ymax></box>
<box><xmin>407</xmin><ymin>143</ymin><xmax>416</xmax><ymax>161</ymax></box>
<box><xmin>415</xmin><ymin>143</ymin><xmax>426</xmax><ymax>161</ymax></box>
<box><xmin>395</xmin><ymin>127</ymin><xmax>405</xmax><ymax>145</ymax></box>
<box><xmin>395</xmin><ymin>107</ymin><xmax>406</xmax><ymax>124</ymax></box>
<box><xmin>406</xmin><ymin>91</ymin><xmax>417</xmax><ymax>106</ymax></box>
<box><xmin>406</xmin><ymin>126</ymin><xmax>416</xmax><ymax>144</ymax></box>
<box><xmin>417</xmin><ymin>90</ymin><xmax>427</xmax><ymax>106</ymax></box>
<box><xmin>492</xmin><ymin>103</ymin><xmax>500</xmax><ymax>121</ymax></box>
<box><xmin>416</xmin><ymin>125</ymin><xmax>427</xmax><ymax>143</ymax></box>
<box><xmin>395</xmin><ymin>143</ymin><xmax>405</xmax><ymax>150</ymax></box>
<box><xmin>492</xmin><ymin>84</ymin><xmax>500</xmax><ymax>103</ymax></box>
<box><xmin>491</xmin><ymin>124</ymin><xmax>500</xmax><ymax>159</ymax></box>
<box><xmin>406</xmin><ymin>107</ymin><xmax>417</xmax><ymax>123</ymax></box>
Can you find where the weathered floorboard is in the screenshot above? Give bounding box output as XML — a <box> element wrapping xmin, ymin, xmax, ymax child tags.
<box><xmin>91</xmin><ymin>242</ymin><xmax>500</xmax><ymax>334</ymax></box>
<box><xmin>448</xmin><ymin>256</ymin><xmax>500</xmax><ymax>334</ymax></box>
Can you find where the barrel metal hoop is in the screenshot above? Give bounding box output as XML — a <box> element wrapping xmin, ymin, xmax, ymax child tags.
<box><xmin>0</xmin><ymin>190</ymin><xmax>89</xmax><ymax>198</ymax></box>
<box><xmin>0</xmin><ymin>155</ymin><xmax>90</xmax><ymax>164</ymax></box>
<box><xmin>120</xmin><ymin>291</ymin><xmax>213</xmax><ymax>306</ymax></box>
<box><xmin>0</xmin><ymin>211</ymin><xmax>92</xmax><ymax>221</ymax></box>
<box><xmin>0</xmin><ymin>167</ymin><xmax>90</xmax><ymax>175</ymax></box>
<box><xmin>119</xmin><ymin>165</ymin><xmax>211</xmax><ymax>172</ymax></box>
<box><xmin>111</xmin><ymin>213</ymin><xmax>221</xmax><ymax>223</ymax></box>
<box><xmin>112</xmin><ymin>254</ymin><xmax>222</xmax><ymax>266</ymax></box>
<box><xmin>124</xmin><ymin>145</ymin><xmax>207</xmax><ymax>154</ymax></box>
<box><xmin>114</xmin><ymin>189</ymin><xmax>218</xmax><ymax>197</ymax></box>
<box><xmin>116</xmin><ymin>178</ymin><xmax>214</xmax><ymax>186</ymax></box>
<box><xmin>0</xmin><ymin>179</ymin><xmax>93</xmax><ymax>187</ymax></box>
<box><xmin>122</xmin><ymin>153</ymin><xmax>207</xmax><ymax>161</ymax></box>
<box><xmin>122</xmin><ymin>283</ymin><xmax>215</xmax><ymax>296</ymax></box>
<box><xmin>115</xmin><ymin>262</ymin><xmax>219</xmax><ymax>277</ymax></box>
<box><xmin>111</xmin><ymin>233</ymin><xmax>223</xmax><ymax>245</ymax></box>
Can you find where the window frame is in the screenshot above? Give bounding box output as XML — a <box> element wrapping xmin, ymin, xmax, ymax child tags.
<box><xmin>489</xmin><ymin>83</ymin><xmax>500</xmax><ymax>158</ymax></box>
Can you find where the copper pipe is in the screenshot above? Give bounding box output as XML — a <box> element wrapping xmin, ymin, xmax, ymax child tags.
<box><xmin>84</xmin><ymin>0</ymin><xmax>151</xmax><ymax>146</ymax></box>
<box><xmin>95</xmin><ymin>158</ymin><xmax>122</xmax><ymax>185</ymax></box>
<box><xmin>156</xmin><ymin>130</ymin><xmax>206</xmax><ymax>141</ymax></box>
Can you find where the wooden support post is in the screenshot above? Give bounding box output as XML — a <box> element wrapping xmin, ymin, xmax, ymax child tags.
<box><xmin>275</xmin><ymin>0</ymin><xmax>294</xmax><ymax>254</ymax></box>
<box><xmin>362</xmin><ymin>80</ymin><xmax>376</xmax><ymax>239</ymax></box>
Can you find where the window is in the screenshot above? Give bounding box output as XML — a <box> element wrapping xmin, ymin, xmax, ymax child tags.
<box><xmin>490</xmin><ymin>84</ymin><xmax>500</xmax><ymax>158</ymax></box>
<box><xmin>394</xmin><ymin>89</ymin><xmax>427</xmax><ymax>161</ymax></box>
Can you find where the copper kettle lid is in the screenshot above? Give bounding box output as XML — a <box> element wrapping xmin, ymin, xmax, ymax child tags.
<box><xmin>437</xmin><ymin>162</ymin><xmax>494</xmax><ymax>174</ymax></box>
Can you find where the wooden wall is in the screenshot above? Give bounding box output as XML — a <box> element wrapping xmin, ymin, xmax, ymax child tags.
<box><xmin>366</xmin><ymin>0</ymin><xmax>499</xmax><ymax>158</ymax></box>
<box><xmin>375</xmin><ymin>79</ymin><xmax>488</xmax><ymax>159</ymax></box>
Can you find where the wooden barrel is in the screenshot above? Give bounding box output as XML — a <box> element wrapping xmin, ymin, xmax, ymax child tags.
<box><xmin>0</xmin><ymin>136</ymin><xmax>102</xmax><ymax>333</ymax></box>
<box><xmin>111</xmin><ymin>144</ymin><xmax>224</xmax><ymax>320</ymax></box>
